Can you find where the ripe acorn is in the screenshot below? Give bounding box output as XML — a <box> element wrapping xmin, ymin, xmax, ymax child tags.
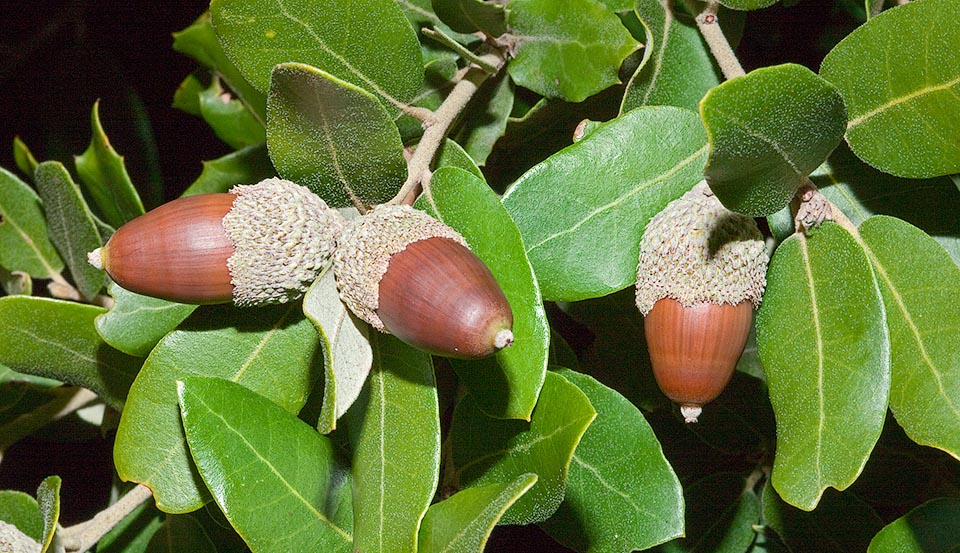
<box><xmin>88</xmin><ymin>178</ymin><xmax>345</xmax><ymax>306</ymax></box>
<box><xmin>636</xmin><ymin>181</ymin><xmax>767</xmax><ymax>423</ymax></box>
<box><xmin>333</xmin><ymin>205</ymin><xmax>513</xmax><ymax>359</ymax></box>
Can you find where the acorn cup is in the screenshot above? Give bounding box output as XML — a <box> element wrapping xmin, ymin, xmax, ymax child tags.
<box><xmin>635</xmin><ymin>181</ymin><xmax>768</xmax><ymax>423</ymax></box>
<box><xmin>88</xmin><ymin>178</ymin><xmax>345</xmax><ymax>306</ymax></box>
<box><xmin>333</xmin><ymin>205</ymin><xmax>514</xmax><ymax>359</ymax></box>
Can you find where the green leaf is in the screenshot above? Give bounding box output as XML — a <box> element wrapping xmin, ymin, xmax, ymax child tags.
<box><xmin>857</xmin><ymin>216</ymin><xmax>960</xmax><ymax>459</ymax></box>
<box><xmin>36</xmin><ymin>476</ymin><xmax>60</xmax><ymax>553</ymax></box>
<box><xmin>197</xmin><ymin>76</ymin><xmax>266</xmax><ymax>149</ymax></box>
<box><xmin>761</xmin><ymin>481</ymin><xmax>882</xmax><ymax>553</ymax></box>
<box><xmin>756</xmin><ymin>223</ymin><xmax>889</xmax><ymax>510</ymax></box>
<box><xmin>178</xmin><ymin>377</ymin><xmax>352</xmax><ymax>552</ymax></box>
<box><xmin>396</xmin><ymin>57</ymin><xmax>458</xmax><ymax>142</ymax></box>
<box><xmin>715</xmin><ymin>0</ymin><xmax>776</xmax><ymax>10</ymax></box>
<box><xmin>34</xmin><ymin>161</ymin><xmax>106</xmax><ymax>301</ymax></box>
<box><xmin>144</xmin><ymin>514</ymin><xmax>217</xmax><ymax>553</ymax></box>
<box><xmin>418</xmin><ymin>474</ymin><xmax>538</xmax><ymax>553</ymax></box>
<box><xmin>415</xmin><ymin>167</ymin><xmax>549</xmax><ymax>420</ymax></box>
<box><xmin>502</xmin><ymin>106</ymin><xmax>708</xmax><ymax>302</ymax></box>
<box><xmin>74</xmin><ymin>101</ymin><xmax>146</xmax><ymax>227</ymax></box>
<box><xmin>96</xmin><ymin>501</ymin><xmax>164</xmax><ymax>553</ymax></box>
<box><xmin>433</xmin><ymin>139</ymin><xmax>484</xmax><ymax>180</ymax></box>
<box><xmin>346</xmin><ymin>333</ymin><xmax>438</xmax><ymax>553</ymax></box>
<box><xmin>819</xmin><ymin>0</ymin><xmax>960</xmax><ymax>178</ymax></box>
<box><xmin>114</xmin><ymin>303</ymin><xmax>321</xmax><ymax>513</ymax></box>
<box><xmin>0</xmin><ymin>167</ymin><xmax>64</xmax><ymax>278</ymax></box>
<box><xmin>506</xmin><ymin>0</ymin><xmax>640</xmax><ymax>102</ymax></box>
<box><xmin>0</xmin><ymin>296</ymin><xmax>140</xmax><ymax>410</ymax></box>
<box><xmin>173</xmin><ymin>74</ymin><xmax>205</xmax><ymax>116</ymax></box>
<box><xmin>210</xmin><ymin>0</ymin><xmax>423</xmax><ymax>113</ymax></box>
<box><xmin>661</xmin><ymin>472</ymin><xmax>759</xmax><ymax>553</ymax></box>
<box><xmin>181</xmin><ymin>143</ymin><xmax>276</xmax><ymax>197</ymax></box>
<box><xmin>173</xmin><ymin>13</ymin><xmax>267</xmax><ymax>122</ymax></box>
<box><xmin>452</xmin><ymin>72</ymin><xmax>514</xmax><ymax>166</ymax></box>
<box><xmin>868</xmin><ymin>497</ymin><xmax>960</xmax><ymax>553</ymax></box>
<box><xmin>432</xmin><ymin>0</ymin><xmax>506</xmax><ymax>36</ymax></box>
<box><xmin>96</xmin><ymin>282</ymin><xmax>198</xmax><ymax>357</ymax></box>
<box><xmin>13</xmin><ymin>136</ymin><xmax>39</xmax><ymax>178</ymax></box>
<box><xmin>0</xmin><ymin>491</ymin><xmax>42</xmax><ymax>541</ymax></box>
<box><xmin>622</xmin><ymin>0</ymin><xmax>720</xmax><ymax>113</ymax></box>
<box><xmin>302</xmin><ymin>268</ymin><xmax>372</xmax><ymax>434</ymax></box>
<box><xmin>451</xmin><ymin>371</ymin><xmax>596</xmax><ymax>525</ymax></box>
<box><xmin>540</xmin><ymin>368</ymin><xmax>684</xmax><ymax>552</ymax></box>
<box><xmin>267</xmin><ymin>63</ymin><xmax>408</xmax><ymax>207</ymax></box>
<box><xmin>701</xmin><ymin>63</ymin><xmax>847</xmax><ymax>216</ymax></box>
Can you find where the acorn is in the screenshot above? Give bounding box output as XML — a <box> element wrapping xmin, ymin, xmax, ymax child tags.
<box><xmin>87</xmin><ymin>178</ymin><xmax>345</xmax><ymax>306</ymax></box>
<box><xmin>333</xmin><ymin>204</ymin><xmax>513</xmax><ymax>359</ymax></box>
<box><xmin>636</xmin><ymin>181</ymin><xmax>767</xmax><ymax>423</ymax></box>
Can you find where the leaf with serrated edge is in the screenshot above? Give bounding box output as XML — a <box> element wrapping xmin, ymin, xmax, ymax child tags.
<box><xmin>857</xmin><ymin>216</ymin><xmax>960</xmax><ymax>459</ymax></box>
<box><xmin>346</xmin><ymin>333</ymin><xmax>439</xmax><ymax>553</ymax></box>
<box><xmin>756</xmin><ymin>223</ymin><xmax>889</xmax><ymax>510</ymax></box>
<box><xmin>502</xmin><ymin>106</ymin><xmax>708</xmax><ymax>302</ymax></box>
<box><xmin>96</xmin><ymin>282</ymin><xmax>198</xmax><ymax>357</ymax></box>
<box><xmin>197</xmin><ymin>77</ymin><xmax>266</xmax><ymax>149</ymax></box>
<box><xmin>867</xmin><ymin>497</ymin><xmax>960</xmax><ymax>553</ymax></box>
<box><xmin>0</xmin><ymin>168</ymin><xmax>64</xmax><ymax>278</ymax></box>
<box><xmin>451</xmin><ymin>371</ymin><xmax>596</xmax><ymax>525</ymax></box>
<box><xmin>302</xmin><ymin>268</ymin><xmax>372</xmax><ymax>434</ymax></box>
<box><xmin>267</xmin><ymin>63</ymin><xmax>407</xmax><ymax>207</ymax></box>
<box><xmin>540</xmin><ymin>368</ymin><xmax>683</xmax><ymax>552</ymax></box>
<box><xmin>820</xmin><ymin>0</ymin><xmax>960</xmax><ymax>178</ymax></box>
<box><xmin>114</xmin><ymin>303</ymin><xmax>321</xmax><ymax>513</ymax></box>
<box><xmin>178</xmin><ymin>377</ymin><xmax>352</xmax><ymax>552</ymax></box>
<box><xmin>419</xmin><ymin>474</ymin><xmax>537</xmax><ymax>553</ymax></box>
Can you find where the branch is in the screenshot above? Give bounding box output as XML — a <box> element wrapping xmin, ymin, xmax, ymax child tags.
<box><xmin>686</xmin><ymin>0</ymin><xmax>745</xmax><ymax>80</ymax></box>
<box><xmin>61</xmin><ymin>484</ymin><xmax>153</xmax><ymax>553</ymax></box>
<box><xmin>390</xmin><ymin>50</ymin><xmax>505</xmax><ymax>205</ymax></box>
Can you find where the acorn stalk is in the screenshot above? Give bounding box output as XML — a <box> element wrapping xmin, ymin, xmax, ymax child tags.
<box><xmin>636</xmin><ymin>181</ymin><xmax>767</xmax><ymax>423</ymax></box>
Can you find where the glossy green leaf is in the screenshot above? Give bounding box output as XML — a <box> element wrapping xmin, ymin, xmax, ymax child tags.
<box><xmin>178</xmin><ymin>377</ymin><xmax>352</xmax><ymax>552</ymax></box>
<box><xmin>820</xmin><ymin>0</ymin><xmax>960</xmax><ymax>178</ymax></box>
<box><xmin>13</xmin><ymin>136</ymin><xmax>39</xmax><ymax>178</ymax></box>
<box><xmin>432</xmin><ymin>0</ymin><xmax>506</xmax><ymax>36</ymax></box>
<box><xmin>346</xmin><ymin>333</ymin><xmax>438</xmax><ymax>553</ymax></box>
<box><xmin>211</xmin><ymin>0</ymin><xmax>423</xmax><ymax>113</ymax></box>
<box><xmin>0</xmin><ymin>491</ymin><xmax>42</xmax><ymax>541</ymax></box>
<box><xmin>173</xmin><ymin>13</ymin><xmax>267</xmax><ymax>122</ymax></box>
<box><xmin>74</xmin><ymin>101</ymin><xmax>145</xmax><ymax>227</ymax></box>
<box><xmin>761</xmin><ymin>481</ymin><xmax>882</xmax><ymax>553</ymax></box>
<box><xmin>144</xmin><ymin>514</ymin><xmax>217</xmax><ymax>553</ymax></box>
<box><xmin>868</xmin><ymin>497</ymin><xmax>960</xmax><ymax>553</ymax></box>
<box><xmin>622</xmin><ymin>0</ymin><xmax>720</xmax><ymax>113</ymax></box>
<box><xmin>701</xmin><ymin>63</ymin><xmax>847</xmax><ymax>216</ymax></box>
<box><xmin>0</xmin><ymin>167</ymin><xmax>64</xmax><ymax>278</ymax></box>
<box><xmin>540</xmin><ymin>368</ymin><xmax>684</xmax><ymax>552</ymax></box>
<box><xmin>36</xmin><ymin>476</ymin><xmax>60</xmax><ymax>553</ymax></box>
<box><xmin>267</xmin><ymin>62</ymin><xmax>407</xmax><ymax>207</ymax></box>
<box><xmin>858</xmin><ymin>216</ymin><xmax>960</xmax><ymax>459</ymax></box>
<box><xmin>433</xmin><ymin>139</ymin><xmax>484</xmax><ymax>180</ymax></box>
<box><xmin>452</xmin><ymin>72</ymin><xmax>514</xmax><ymax>166</ymax></box>
<box><xmin>419</xmin><ymin>474</ymin><xmax>537</xmax><ymax>553</ymax></box>
<box><xmin>34</xmin><ymin>161</ymin><xmax>106</xmax><ymax>301</ymax></box>
<box><xmin>505</xmin><ymin>0</ymin><xmax>640</xmax><ymax>102</ymax></box>
<box><xmin>181</xmin><ymin>143</ymin><xmax>276</xmax><ymax>197</ymax></box>
<box><xmin>172</xmin><ymin>74</ymin><xmax>205</xmax><ymax>116</ymax></box>
<box><xmin>197</xmin><ymin>76</ymin><xmax>266</xmax><ymax>149</ymax></box>
<box><xmin>502</xmin><ymin>106</ymin><xmax>708</xmax><ymax>301</ymax></box>
<box><xmin>0</xmin><ymin>296</ymin><xmax>140</xmax><ymax>410</ymax></box>
<box><xmin>813</xmin><ymin>143</ymin><xmax>960</xmax><ymax>264</ymax></box>
<box><xmin>96</xmin><ymin>282</ymin><xmax>198</xmax><ymax>357</ymax></box>
<box><xmin>756</xmin><ymin>223</ymin><xmax>889</xmax><ymax>510</ymax></box>
<box><xmin>416</xmin><ymin>167</ymin><xmax>549</xmax><ymax>420</ymax></box>
<box><xmin>302</xmin><ymin>268</ymin><xmax>372</xmax><ymax>434</ymax></box>
<box><xmin>660</xmin><ymin>472</ymin><xmax>759</xmax><ymax>553</ymax></box>
<box><xmin>114</xmin><ymin>303</ymin><xmax>321</xmax><ymax>513</ymax></box>
<box><xmin>451</xmin><ymin>371</ymin><xmax>596</xmax><ymax>525</ymax></box>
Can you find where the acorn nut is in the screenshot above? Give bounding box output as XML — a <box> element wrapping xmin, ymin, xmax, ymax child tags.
<box><xmin>87</xmin><ymin>178</ymin><xmax>345</xmax><ymax>306</ymax></box>
<box><xmin>636</xmin><ymin>181</ymin><xmax>768</xmax><ymax>423</ymax></box>
<box><xmin>333</xmin><ymin>204</ymin><xmax>514</xmax><ymax>359</ymax></box>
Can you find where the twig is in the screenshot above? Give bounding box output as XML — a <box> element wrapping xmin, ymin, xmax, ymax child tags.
<box><xmin>685</xmin><ymin>0</ymin><xmax>745</xmax><ymax>80</ymax></box>
<box><xmin>422</xmin><ymin>27</ymin><xmax>499</xmax><ymax>74</ymax></box>
<box><xmin>60</xmin><ymin>484</ymin><xmax>153</xmax><ymax>553</ymax></box>
<box><xmin>389</xmin><ymin>50</ymin><xmax>505</xmax><ymax>205</ymax></box>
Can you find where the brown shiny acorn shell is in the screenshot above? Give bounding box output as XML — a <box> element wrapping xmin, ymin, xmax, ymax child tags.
<box><xmin>100</xmin><ymin>194</ymin><xmax>236</xmax><ymax>304</ymax></box>
<box><xmin>376</xmin><ymin>236</ymin><xmax>513</xmax><ymax>359</ymax></box>
<box><xmin>644</xmin><ymin>298</ymin><xmax>752</xmax><ymax>413</ymax></box>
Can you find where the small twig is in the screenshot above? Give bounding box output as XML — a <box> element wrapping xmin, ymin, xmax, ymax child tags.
<box><xmin>422</xmin><ymin>27</ymin><xmax>499</xmax><ymax>74</ymax></box>
<box><xmin>47</xmin><ymin>272</ymin><xmax>82</xmax><ymax>302</ymax></box>
<box><xmin>686</xmin><ymin>0</ymin><xmax>745</xmax><ymax>80</ymax></box>
<box><xmin>60</xmin><ymin>484</ymin><xmax>153</xmax><ymax>553</ymax></box>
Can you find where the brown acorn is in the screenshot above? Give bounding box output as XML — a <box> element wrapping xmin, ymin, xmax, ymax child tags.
<box><xmin>636</xmin><ymin>181</ymin><xmax>768</xmax><ymax>423</ymax></box>
<box><xmin>333</xmin><ymin>205</ymin><xmax>513</xmax><ymax>359</ymax></box>
<box><xmin>88</xmin><ymin>178</ymin><xmax>345</xmax><ymax>306</ymax></box>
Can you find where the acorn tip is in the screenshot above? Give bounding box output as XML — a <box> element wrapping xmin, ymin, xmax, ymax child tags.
<box><xmin>87</xmin><ymin>248</ymin><xmax>103</xmax><ymax>270</ymax></box>
<box><xmin>681</xmin><ymin>404</ymin><xmax>702</xmax><ymax>424</ymax></box>
<box><xmin>494</xmin><ymin>328</ymin><xmax>514</xmax><ymax>350</ymax></box>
